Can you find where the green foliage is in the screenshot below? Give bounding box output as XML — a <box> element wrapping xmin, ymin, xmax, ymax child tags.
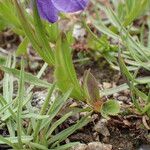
<box><xmin>83</xmin><ymin>69</ymin><xmax>100</xmax><ymax>102</ymax></box>
<box><xmin>0</xmin><ymin>0</ymin><xmax>21</xmax><ymax>29</ymax></box>
<box><xmin>112</xmin><ymin>0</ymin><xmax>150</xmax><ymax>26</ymax></box>
<box><xmin>46</xmin><ymin>23</ymin><xmax>60</xmax><ymax>43</ymax></box>
<box><xmin>13</xmin><ymin>0</ymin><xmax>55</xmax><ymax>65</ymax></box>
<box><xmin>0</xmin><ymin>64</ymin><xmax>51</xmax><ymax>88</ymax></box>
<box><xmin>1</xmin><ymin>0</ymin><xmax>124</xmax><ymax>118</ymax></box>
<box><xmin>119</xmin><ymin>52</ymin><xmax>150</xmax><ymax>115</ymax></box>
<box><xmin>87</xmin><ymin>0</ymin><xmax>150</xmax><ymax>71</ymax></box>
<box><xmin>101</xmin><ymin>100</ymin><xmax>120</xmax><ymax>119</ymax></box>
<box><xmin>1</xmin><ymin>0</ymin><xmax>150</xmax><ymax>149</ymax></box>
<box><xmin>54</xmin><ymin>34</ymin><xmax>84</xmax><ymax>101</ymax></box>
<box><xmin>0</xmin><ymin>17</ymin><xmax>7</xmax><ymax>31</ymax></box>
<box><xmin>84</xmin><ymin>0</ymin><xmax>150</xmax><ymax>116</ymax></box>
<box><xmin>16</xmin><ymin>37</ymin><xmax>29</xmax><ymax>56</ymax></box>
<box><xmin>32</xmin><ymin>0</ymin><xmax>54</xmax><ymax>64</ymax></box>
<box><xmin>83</xmin><ymin>69</ymin><xmax>102</xmax><ymax>111</ymax></box>
<box><xmin>2</xmin><ymin>1</ymin><xmax>149</xmax><ymax>146</ymax></box>
<box><xmin>0</xmin><ymin>56</ymin><xmax>91</xmax><ymax>149</ymax></box>
<box><xmin>87</xmin><ymin>30</ymin><xmax>118</xmax><ymax>54</ymax></box>
<box><xmin>54</xmin><ymin>36</ymin><xmax>120</xmax><ymax>115</ymax></box>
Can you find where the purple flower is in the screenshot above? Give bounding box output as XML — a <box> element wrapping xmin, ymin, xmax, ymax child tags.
<box><xmin>36</xmin><ymin>0</ymin><xmax>89</xmax><ymax>23</ymax></box>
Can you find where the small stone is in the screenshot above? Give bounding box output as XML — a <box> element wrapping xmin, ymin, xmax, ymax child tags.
<box><xmin>117</xmin><ymin>96</ymin><xmax>128</xmax><ymax>102</ymax></box>
<box><xmin>123</xmin><ymin>89</ymin><xmax>130</xmax><ymax>95</ymax></box>
<box><xmin>94</xmin><ymin>119</ymin><xmax>110</xmax><ymax>137</ymax></box>
<box><xmin>103</xmin><ymin>82</ymin><xmax>112</xmax><ymax>89</ymax></box>
<box><xmin>123</xmin><ymin>120</ymin><xmax>131</xmax><ymax>126</ymax></box>
<box><xmin>26</xmin><ymin>8</ymin><xmax>32</xmax><ymax>14</ymax></box>
<box><xmin>112</xmin><ymin>82</ymin><xmax>117</xmax><ymax>88</ymax></box>
<box><xmin>80</xmin><ymin>112</ymin><xmax>89</xmax><ymax>117</ymax></box>
<box><xmin>102</xmin><ymin>136</ymin><xmax>109</xmax><ymax>143</ymax></box>
<box><xmin>93</xmin><ymin>132</ymin><xmax>100</xmax><ymax>141</ymax></box>
<box><xmin>92</xmin><ymin>114</ymin><xmax>99</xmax><ymax>121</ymax></box>
<box><xmin>29</xmin><ymin>61</ymin><xmax>39</xmax><ymax>71</ymax></box>
<box><xmin>32</xmin><ymin>91</ymin><xmax>47</xmax><ymax>108</ymax></box>
<box><xmin>113</xmin><ymin>93</ymin><xmax>119</xmax><ymax>97</ymax></box>
<box><xmin>71</xmin><ymin>144</ymin><xmax>87</xmax><ymax>150</ymax></box>
<box><xmin>137</xmin><ymin>145</ymin><xmax>150</xmax><ymax>150</ymax></box>
<box><xmin>88</xmin><ymin>142</ymin><xmax>112</xmax><ymax>150</ymax></box>
<box><xmin>65</xmin><ymin>138</ymin><xmax>70</xmax><ymax>143</ymax></box>
<box><xmin>73</xmin><ymin>24</ymin><xmax>86</xmax><ymax>40</ymax></box>
<box><xmin>70</xmin><ymin>102</ymin><xmax>78</xmax><ymax>107</ymax></box>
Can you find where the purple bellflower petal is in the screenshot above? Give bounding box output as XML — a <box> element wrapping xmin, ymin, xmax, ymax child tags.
<box><xmin>52</xmin><ymin>0</ymin><xmax>89</xmax><ymax>12</ymax></box>
<box><xmin>36</xmin><ymin>0</ymin><xmax>59</xmax><ymax>23</ymax></box>
<box><xmin>36</xmin><ymin>0</ymin><xmax>89</xmax><ymax>23</ymax></box>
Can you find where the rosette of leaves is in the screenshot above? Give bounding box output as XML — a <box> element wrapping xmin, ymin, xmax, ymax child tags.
<box><xmin>0</xmin><ymin>56</ymin><xmax>91</xmax><ymax>150</ymax></box>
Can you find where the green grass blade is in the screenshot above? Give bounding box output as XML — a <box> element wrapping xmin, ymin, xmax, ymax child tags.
<box><xmin>0</xmin><ymin>65</ymin><xmax>51</xmax><ymax>88</ymax></box>
<box><xmin>54</xmin><ymin>34</ymin><xmax>84</xmax><ymax>101</ymax></box>
<box><xmin>29</xmin><ymin>142</ymin><xmax>49</xmax><ymax>150</ymax></box>
<box><xmin>0</xmin><ymin>136</ymin><xmax>33</xmax><ymax>144</ymax></box>
<box><xmin>13</xmin><ymin>0</ymin><xmax>52</xmax><ymax>64</ymax></box>
<box><xmin>33</xmin><ymin>0</ymin><xmax>54</xmax><ymax>65</ymax></box>
<box><xmin>49</xmin><ymin>114</ymin><xmax>91</xmax><ymax>145</ymax></box>
<box><xmin>16</xmin><ymin>36</ymin><xmax>29</xmax><ymax>56</ymax></box>
<box><xmin>40</xmin><ymin>88</ymin><xmax>73</xmax><ymax>131</ymax></box>
<box><xmin>33</xmin><ymin>84</ymin><xmax>55</xmax><ymax>142</ymax></box>
<box><xmin>17</xmin><ymin>59</ymin><xmax>25</xmax><ymax>148</ymax></box>
<box><xmin>46</xmin><ymin>111</ymin><xmax>73</xmax><ymax>139</ymax></box>
<box><xmin>2</xmin><ymin>55</ymin><xmax>15</xmax><ymax>137</ymax></box>
<box><xmin>0</xmin><ymin>136</ymin><xmax>18</xmax><ymax>149</ymax></box>
<box><xmin>0</xmin><ymin>96</ymin><xmax>14</xmax><ymax>115</ymax></box>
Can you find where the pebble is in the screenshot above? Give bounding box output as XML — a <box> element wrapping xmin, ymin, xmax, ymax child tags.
<box><xmin>31</xmin><ymin>91</ymin><xmax>47</xmax><ymax>108</ymax></box>
<box><xmin>71</xmin><ymin>142</ymin><xmax>112</xmax><ymax>150</ymax></box>
<box><xmin>88</xmin><ymin>142</ymin><xmax>112</xmax><ymax>150</ymax></box>
<box><xmin>137</xmin><ymin>145</ymin><xmax>150</xmax><ymax>150</ymax></box>
<box><xmin>73</xmin><ymin>24</ymin><xmax>86</xmax><ymax>40</ymax></box>
<box><xmin>123</xmin><ymin>89</ymin><xmax>130</xmax><ymax>96</ymax></box>
<box><xmin>71</xmin><ymin>144</ymin><xmax>87</xmax><ymax>150</ymax></box>
<box><xmin>31</xmin><ymin>91</ymin><xmax>56</xmax><ymax>109</ymax></box>
<box><xmin>94</xmin><ymin>119</ymin><xmax>110</xmax><ymax>137</ymax></box>
<box><xmin>102</xmin><ymin>82</ymin><xmax>112</xmax><ymax>89</ymax></box>
<box><xmin>113</xmin><ymin>93</ymin><xmax>119</xmax><ymax>97</ymax></box>
<box><xmin>117</xmin><ymin>95</ymin><xmax>128</xmax><ymax>102</ymax></box>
